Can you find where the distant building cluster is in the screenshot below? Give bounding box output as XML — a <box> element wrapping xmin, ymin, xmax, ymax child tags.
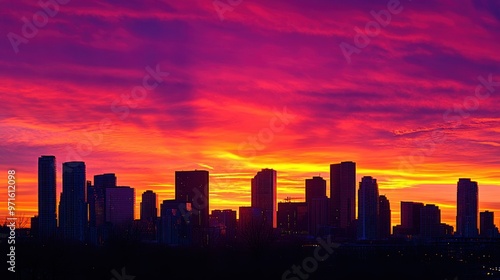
<box><xmin>32</xmin><ymin>156</ymin><xmax>499</xmax><ymax>246</ymax></box>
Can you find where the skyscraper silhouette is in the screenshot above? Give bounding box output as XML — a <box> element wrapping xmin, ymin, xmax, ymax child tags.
<box><xmin>88</xmin><ymin>173</ymin><xmax>117</xmax><ymax>228</ymax></box>
<box><xmin>59</xmin><ymin>161</ymin><xmax>87</xmax><ymax>242</ymax></box>
<box><xmin>304</xmin><ymin>176</ymin><xmax>328</xmax><ymax>236</ymax></box>
<box><xmin>175</xmin><ymin>170</ymin><xmax>209</xmax><ymax>228</ymax></box>
<box><xmin>94</xmin><ymin>173</ymin><xmax>117</xmax><ymax>188</ymax></box>
<box><xmin>277</xmin><ymin>201</ymin><xmax>307</xmax><ymax>234</ymax></box>
<box><xmin>160</xmin><ymin>200</ymin><xmax>192</xmax><ymax>245</ymax></box>
<box><xmin>141</xmin><ymin>190</ymin><xmax>158</xmax><ymax>221</ymax></box>
<box><xmin>305</xmin><ymin>176</ymin><xmax>326</xmax><ymax>204</ymax></box>
<box><xmin>420</xmin><ymin>204</ymin><xmax>441</xmax><ymax>239</ymax></box>
<box><xmin>38</xmin><ymin>155</ymin><xmax>57</xmax><ymax>240</ymax></box>
<box><xmin>400</xmin><ymin>201</ymin><xmax>424</xmax><ymax>236</ymax></box>
<box><xmin>378</xmin><ymin>195</ymin><xmax>391</xmax><ymax>239</ymax></box>
<box><xmin>87</xmin><ymin>173</ymin><xmax>117</xmax><ymax>244</ymax></box>
<box><xmin>211</xmin><ymin>209</ymin><xmax>237</xmax><ymax>240</ymax></box>
<box><xmin>357</xmin><ymin>176</ymin><xmax>378</xmax><ymax>240</ymax></box>
<box><xmin>456</xmin><ymin>178</ymin><xmax>478</xmax><ymax>237</ymax></box>
<box><xmin>330</xmin><ymin>161</ymin><xmax>356</xmax><ymax>229</ymax></box>
<box><xmin>251</xmin><ymin>168</ymin><xmax>277</xmax><ymax>228</ymax></box>
<box><xmin>479</xmin><ymin>211</ymin><xmax>498</xmax><ymax>238</ymax></box>
<box><xmin>106</xmin><ymin>186</ymin><xmax>135</xmax><ymax>229</ymax></box>
<box><xmin>308</xmin><ymin>197</ymin><xmax>329</xmax><ymax>236</ymax></box>
<box><xmin>238</xmin><ymin>206</ymin><xmax>273</xmax><ymax>243</ymax></box>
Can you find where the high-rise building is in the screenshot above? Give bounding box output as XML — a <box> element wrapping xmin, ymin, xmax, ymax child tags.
<box><xmin>38</xmin><ymin>155</ymin><xmax>57</xmax><ymax>240</ymax></box>
<box><xmin>305</xmin><ymin>176</ymin><xmax>326</xmax><ymax>204</ymax></box>
<box><xmin>30</xmin><ymin>216</ymin><xmax>39</xmax><ymax>238</ymax></box>
<box><xmin>400</xmin><ymin>201</ymin><xmax>424</xmax><ymax>235</ymax></box>
<box><xmin>251</xmin><ymin>168</ymin><xmax>277</xmax><ymax>228</ymax></box>
<box><xmin>277</xmin><ymin>202</ymin><xmax>308</xmax><ymax>234</ymax></box>
<box><xmin>480</xmin><ymin>211</ymin><xmax>498</xmax><ymax>238</ymax></box>
<box><xmin>305</xmin><ymin>176</ymin><xmax>328</xmax><ymax>236</ymax></box>
<box><xmin>87</xmin><ymin>173</ymin><xmax>117</xmax><ymax>245</ymax></box>
<box><xmin>88</xmin><ymin>173</ymin><xmax>117</xmax><ymax>227</ymax></box>
<box><xmin>420</xmin><ymin>204</ymin><xmax>441</xmax><ymax>239</ymax></box>
<box><xmin>138</xmin><ymin>190</ymin><xmax>158</xmax><ymax>242</ymax></box>
<box><xmin>238</xmin><ymin>207</ymin><xmax>264</xmax><ymax>234</ymax></box>
<box><xmin>175</xmin><ymin>170</ymin><xmax>209</xmax><ymax>228</ymax></box>
<box><xmin>94</xmin><ymin>173</ymin><xmax>117</xmax><ymax>188</ymax></box>
<box><xmin>330</xmin><ymin>161</ymin><xmax>356</xmax><ymax>229</ymax></box>
<box><xmin>457</xmin><ymin>178</ymin><xmax>478</xmax><ymax>237</ymax></box>
<box><xmin>378</xmin><ymin>195</ymin><xmax>391</xmax><ymax>239</ymax></box>
<box><xmin>211</xmin><ymin>209</ymin><xmax>237</xmax><ymax>240</ymax></box>
<box><xmin>160</xmin><ymin>200</ymin><xmax>192</xmax><ymax>245</ymax></box>
<box><xmin>308</xmin><ymin>197</ymin><xmax>329</xmax><ymax>236</ymax></box>
<box><xmin>357</xmin><ymin>176</ymin><xmax>379</xmax><ymax>240</ymax></box>
<box><xmin>59</xmin><ymin>161</ymin><xmax>87</xmax><ymax>242</ymax></box>
<box><xmin>141</xmin><ymin>190</ymin><xmax>158</xmax><ymax>221</ymax></box>
<box><xmin>106</xmin><ymin>186</ymin><xmax>135</xmax><ymax>229</ymax></box>
<box><xmin>238</xmin><ymin>206</ymin><xmax>274</xmax><ymax>243</ymax></box>
<box><xmin>439</xmin><ymin>223</ymin><xmax>454</xmax><ymax>237</ymax></box>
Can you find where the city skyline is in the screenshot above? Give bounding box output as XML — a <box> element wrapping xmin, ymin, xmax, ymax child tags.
<box><xmin>2</xmin><ymin>1</ymin><xmax>500</xmax><ymax>278</ymax></box>
<box><xmin>4</xmin><ymin>151</ymin><xmax>500</xmax><ymax>231</ymax></box>
<box><xmin>2</xmin><ymin>1</ymin><xmax>500</xmax><ymax>239</ymax></box>
<box><xmin>9</xmin><ymin>155</ymin><xmax>500</xmax><ymax>279</ymax></box>
<box><xmin>14</xmin><ymin>154</ymin><xmax>499</xmax><ymax>234</ymax></box>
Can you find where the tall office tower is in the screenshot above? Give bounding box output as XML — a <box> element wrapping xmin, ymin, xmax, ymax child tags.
<box><xmin>330</xmin><ymin>161</ymin><xmax>356</xmax><ymax>229</ymax></box>
<box><xmin>87</xmin><ymin>185</ymin><xmax>96</xmax><ymax>226</ymax></box>
<box><xmin>420</xmin><ymin>204</ymin><xmax>441</xmax><ymax>239</ymax></box>
<box><xmin>88</xmin><ymin>173</ymin><xmax>117</xmax><ymax>227</ymax></box>
<box><xmin>175</xmin><ymin>170</ymin><xmax>209</xmax><ymax>228</ymax></box>
<box><xmin>277</xmin><ymin>202</ymin><xmax>308</xmax><ymax>234</ymax></box>
<box><xmin>305</xmin><ymin>176</ymin><xmax>327</xmax><ymax>204</ymax></box>
<box><xmin>94</xmin><ymin>173</ymin><xmax>117</xmax><ymax>188</ymax></box>
<box><xmin>141</xmin><ymin>190</ymin><xmax>158</xmax><ymax>221</ymax></box>
<box><xmin>480</xmin><ymin>211</ymin><xmax>498</xmax><ymax>238</ymax></box>
<box><xmin>457</xmin><ymin>178</ymin><xmax>479</xmax><ymax>237</ymax></box>
<box><xmin>87</xmin><ymin>173</ymin><xmax>117</xmax><ymax>245</ymax></box>
<box><xmin>238</xmin><ymin>207</ymin><xmax>264</xmax><ymax>235</ymax></box>
<box><xmin>238</xmin><ymin>206</ymin><xmax>274</xmax><ymax>244</ymax></box>
<box><xmin>308</xmin><ymin>197</ymin><xmax>329</xmax><ymax>236</ymax></box>
<box><xmin>160</xmin><ymin>200</ymin><xmax>192</xmax><ymax>245</ymax></box>
<box><xmin>59</xmin><ymin>161</ymin><xmax>87</xmax><ymax>242</ymax></box>
<box><xmin>106</xmin><ymin>186</ymin><xmax>135</xmax><ymax>229</ymax></box>
<box><xmin>357</xmin><ymin>176</ymin><xmax>379</xmax><ymax>240</ymax></box>
<box><xmin>138</xmin><ymin>190</ymin><xmax>158</xmax><ymax>242</ymax></box>
<box><xmin>378</xmin><ymin>195</ymin><xmax>391</xmax><ymax>239</ymax></box>
<box><xmin>211</xmin><ymin>209</ymin><xmax>237</xmax><ymax>240</ymax></box>
<box><xmin>30</xmin><ymin>216</ymin><xmax>39</xmax><ymax>237</ymax></box>
<box><xmin>251</xmin><ymin>168</ymin><xmax>277</xmax><ymax>228</ymax></box>
<box><xmin>400</xmin><ymin>201</ymin><xmax>424</xmax><ymax>235</ymax></box>
<box><xmin>305</xmin><ymin>176</ymin><xmax>329</xmax><ymax>236</ymax></box>
<box><xmin>38</xmin><ymin>155</ymin><xmax>57</xmax><ymax>240</ymax></box>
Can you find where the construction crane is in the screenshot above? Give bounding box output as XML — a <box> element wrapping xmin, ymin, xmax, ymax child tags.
<box><xmin>283</xmin><ymin>196</ymin><xmax>302</xmax><ymax>203</ymax></box>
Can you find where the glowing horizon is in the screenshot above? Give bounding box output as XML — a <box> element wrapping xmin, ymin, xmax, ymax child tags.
<box><xmin>2</xmin><ymin>157</ymin><xmax>499</xmax><ymax>231</ymax></box>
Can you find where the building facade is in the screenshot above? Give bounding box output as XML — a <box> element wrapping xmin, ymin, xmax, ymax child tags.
<box><xmin>59</xmin><ymin>161</ymin><xmax>87</xmax><ymax>242</ymax></box>
<box><xmin>378</xmin><ymin>195</ymin><xmax>391</xmax><ymax>239</ymax></box>
<box><xmin>38</xmin><ymin>155</ymin><xmax>57</xmax><ymax>240</ymax></box>
<box><xmin>251</xmin><ymin>168</ymin><xmax>277</xmax><ymax>228</ymax></box>
<box><xmin>457</xmin><ymin>178</ymin><xmax>478</xmax><ymax>237</ymax></box>
<box><xmin>357</xmin><ymin>176</ymin><xmax>379</xmax><ymax>240</ymax></box>
<box><xmin>175</xmin><ymin>170</ymin><xmax>209</xmax><ymax>228</ymax></box>
<box><xmin>141</xmin><ymin>190</ymin><xmax>158</xmax><ymax>221</ymax></box>
<box><xmin>330</xmin><ymin>161</ymin><xmax>356</xmax><ymax>229</ymax></box>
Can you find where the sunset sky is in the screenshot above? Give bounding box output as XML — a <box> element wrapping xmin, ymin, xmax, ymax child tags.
<box><xmin>1</xmin><ymin>0</ymin><xmax>500</xmax><ymax>229</ymax></box>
